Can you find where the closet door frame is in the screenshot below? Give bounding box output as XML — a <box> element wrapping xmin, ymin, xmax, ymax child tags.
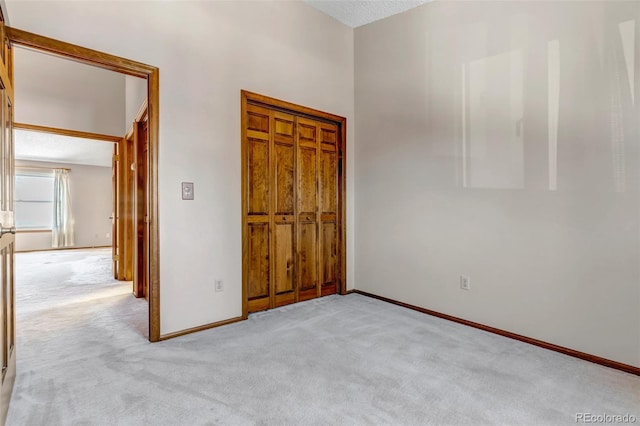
<box><xmin>241</xmin><ymin>90</ymin><xmax>347</xmax><ymax>319</ymax></box>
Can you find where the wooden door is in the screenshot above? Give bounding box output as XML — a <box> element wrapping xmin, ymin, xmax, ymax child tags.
<box><xmin>134</xmin><ymin>117</ymin><xmax>149</xmax><ymax>300</ymax></box>
<box><xmin>113</xmin><ymin>136</ymin><xmax>135</xmax><ymax>283</ymax></box>
<box><xmin>112</xmin><ymin>143</ymin><xmax>119</xmax><ymax>278</ymax></box>
<box><xmin>115</xmin><ymin>136</ymin><xmax>133</xmax><ymax>282</ymax></box>
<box><xmin>130</xmin><ymin>123</ymin><xmax>142</xmax><ymax>297</ymax></box>
<box><xmin>243</xmin><ymin>93</ymin><xmax>343</xmax><ymax>315</ymax></box>
<box><xmin>0</xmin><ymin>18</ymin><xmax>15</xmax><ymax>422</ymax></box>
<box><xmin>123</xmin><ymin>137</ymin><xmax>134</xmax><ymax>282</ymax></box>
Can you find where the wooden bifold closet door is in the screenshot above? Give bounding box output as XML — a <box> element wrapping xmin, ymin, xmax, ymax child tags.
<box><xmin>243</xmin><ymin>94</ymin><xmax>343</xmax><ymax>315</ymax></box>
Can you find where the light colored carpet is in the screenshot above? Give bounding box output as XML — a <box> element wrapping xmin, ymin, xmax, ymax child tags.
<box><xmin>6</xmin><ymin>248</ymin><xmax>640</xmax><ymax>425</ymax></box>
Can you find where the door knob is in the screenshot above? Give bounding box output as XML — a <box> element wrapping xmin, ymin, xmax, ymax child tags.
<box><xmin>0</xmin><ymin>224</ymin><xmax>15</xmax><ymax>236</ymax></box>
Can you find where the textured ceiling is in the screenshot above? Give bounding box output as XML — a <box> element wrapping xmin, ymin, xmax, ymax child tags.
<box><xmin>305</xmin><ymin>0</ymin><xmax>431</xmax><ymax>28</ymax></box>
<box><xmin>15</xmin><ymin>130</ymin><xmax>114</xmax><ymax>168</ymax></box>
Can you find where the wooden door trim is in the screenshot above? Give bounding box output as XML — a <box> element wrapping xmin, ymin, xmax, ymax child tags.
<box><xmin>243</xmin><ymin>90</ymin><xmax>345</xmax><ymax>124</ymax></box>
<box><xmin>125</xmin><ymin>99</ymin><xmax>148</xmax><ymax>140</ymax></box>
<box><xmin>241</xmin><ymin>90</ymin><xmax>347</xmax><ymax>319</ymax></box>
<box><xmin>6</xmin><ymin>27</ymin><xmax>154</xmax><ymax>78</ymax></box>
<box><xmin>7</xmin><ymin>27</ymin><xmax>161</xmax><ymax>342</ymax></box>
<box><xmin>14</xmin><ymin>122</ymin><xmax>122</xmax><ymax>143</ymax></box>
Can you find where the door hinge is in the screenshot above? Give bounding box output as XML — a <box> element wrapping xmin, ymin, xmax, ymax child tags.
<box><xmin>113</xmin><ymin>255</ymin><xmax>120</xmax><ymax>262</ymax></box>
<box><xmin>113</xmin><ymin>154</ymin><xmax>119</xmax><ymax>162</ymax></box>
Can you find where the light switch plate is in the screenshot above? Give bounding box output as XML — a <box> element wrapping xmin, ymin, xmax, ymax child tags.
<box><xmin>182</xmin><ymin>182</ymin><xmax>194</xmax><ymax>200</ymax></box>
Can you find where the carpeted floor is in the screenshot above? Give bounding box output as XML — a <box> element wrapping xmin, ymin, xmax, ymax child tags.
<box><xmin>6</xmin><ymin>248</ymin><xmax>640</xmax><ymax>425</ymax></box>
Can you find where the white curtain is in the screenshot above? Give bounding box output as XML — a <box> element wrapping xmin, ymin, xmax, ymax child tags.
<box><xmin>51</xmin><ymin>169</ymin><xmax>75</xmax><ymax>248</ymax></box>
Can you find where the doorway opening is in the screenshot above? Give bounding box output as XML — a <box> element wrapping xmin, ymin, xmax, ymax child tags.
<box><xmin>7</xmin><ymin>27</ymin><xmax>160</xmax><ymax>342</ymax></box>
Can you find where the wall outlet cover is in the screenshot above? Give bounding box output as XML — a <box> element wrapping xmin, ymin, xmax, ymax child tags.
<box><xmin>460</xmin><ymin>275</ymin><xmax>471</xmax><ymax>290</ymax></box>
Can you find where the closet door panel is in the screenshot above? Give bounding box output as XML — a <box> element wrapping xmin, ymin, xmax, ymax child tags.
<box><xmin>319</xmin><ymin>122</ymin><xmax>338</xmax><ymax>296</ymax></box>
<box><xmin>297</xmin><ymin>117</ymin><xmax>319</xmax><ymax>301</ymax></box>
<box><xmin>320</xmin><ymin>124</ymin><xmax>337</xmax><ymax>150</ymax></box>
<box><xmin>246</xmin><ymin>104</ymin><xmax>270</xmax><ymax>215</ymax></box>
<box><xmin>274</xmin><ymin>144</ymin><xmax>294</xmax><ymax>214</ymax></box>
<box><xmin>297</xmin><ymin>120</ymin><xmax>317</xmax><ymax>149</ymax></box>
<box><xmin>273</xmin><ymin>112</ymin><xmax>295</xmax><ymax>214</ymax></box>
<box><xmin>245</xmin><ymin>104</ymin><xmax>271</xmax><ymax>313</ymax></box>
<box><xmin>274</xmin><ymin>223</ymin><xmax>294</xmax><ymax>294</ymax></box>
<box><xmin>298</xmin><ymin>148</ymin><xmax>316</xmax><ymax>214</ymax></box>
<box><xmin>298</xmin><ymin>221</ymin><xmax>317</xmax><ymax>300</ymax></box>
<box><xmin>247</xmin><ymin>222</ymin><xmax>270</xmax><ymax>312</ymax></box>
<box><xmin>274</xmin><ymin>221</ymin><xmax>295</xmax><ymax>306</ymax></box>
<box><xmin>272</xmin><ymin>112</ymin><xmax>295</xmax><ymax>307</ymax></box>
<box><xmin>321</xmin><ymin>150</ymin><xmax>337</xmax><ymax>214</ymax></box>
<box><xmin>321</xmin><ymin>221</ymin><xmax>337</xmax><ymax>295</ymax></box>
<box><xmin>247</xmin><ymin>140</ymin><xmax>269</xmax><ymax>215</ymax></box>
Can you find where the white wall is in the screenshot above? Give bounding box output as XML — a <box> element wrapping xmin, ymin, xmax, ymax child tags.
<box><xmin>16</xmin><ymin>160</ymin><xmax>113</xmax><ymax>252</ymax></box>
<box><xmin>125</xmin><ymin>75</ymin><xmax>147</xmax><ymax>133</ymax></box>
<box><xmin>6</xmin><ymin>0</ymin><xmax>355</xmax><ymax>335</ymax></box>
<box><xmin>355</xmin><ymin>1</ymin><xmax>640</xmax><ymax>367</ymax></box>
<box><xmin>14</xmin><ymin>47</ymin><xmax>126</xmax><ymax>136</ymax></box>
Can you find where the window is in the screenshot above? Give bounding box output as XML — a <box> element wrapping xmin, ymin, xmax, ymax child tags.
<box><xmin>16</xmin><ymin>172</ymin><xmax>54</xmax><ymax>230</ymax></box>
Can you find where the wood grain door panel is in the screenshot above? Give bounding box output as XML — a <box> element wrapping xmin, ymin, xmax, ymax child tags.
<box><xmin>273</xmin><ymin>221</ymin><xmax>295</xmax><ymax>307</ymax></box>
<box><xmin>297</xmin><ymin>148</ymin><xmax>316</xmax><ymax>214</ymax></box>
<box><xmin>321</xmin><ymin>151</ymin><xmax>337</xmax><ymax>214</ymax></box>
<box><xmin>297</xmin><ymin>221</ymin><xmax>317</xmax><ymax>301</ymax></box>
<box><xmin>132</xmin><ymin>118</ymin><xmax>150</xmax><ymax>300</ymax></box>
<box><xmin>247</xmin><ymin>222</ymin><xmax>270</xmax><ymax>312</ymax></box>
<box><xmin>318</xmin><ymin>122</ymin><xmax>338</xmax><ymax>297</ymax></box>
<box><xmin>296</xmin><ymin>117</ymin><xmax>319</xmax><ymax>301</ymax></box>
<box><xmin>247</xmin><ymin>140</ymin><xmax>269</xmax><ymax>215</ymax></box>
<box><xmin>271</xmin><ymin>111</ymin><xmax>295</xmax><ymax>308</ymax></box>
<box><xmin>274</xmin><ymin>144</ymin><xmax>294</xmax><ymax>214</ymax></box>
<box><xmin>245</xmin><ymin>104</ymin><xmax>273</xmax><ymax>313</ymax></box>
<box><xmin>321</xmin><ymin>221</ymin><xmax>337</xmax><ymax>295</ymax></box>
<box><xmin>246</xmin><ymin>104</ymin><xmax>270</xmax><ymax>218</ymax></box>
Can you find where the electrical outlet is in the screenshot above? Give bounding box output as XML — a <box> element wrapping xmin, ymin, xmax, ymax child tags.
<box><xmin>460</xmin><ymin>275</ymin><xmax>471</xmax><ymax>290</ymax></box>
<box><xmin>215</xmin><ymin>279</ymin><xmax>223</xmax><ymax>293</ymax></box>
